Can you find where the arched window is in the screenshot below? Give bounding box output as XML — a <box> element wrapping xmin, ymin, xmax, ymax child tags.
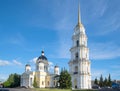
<box><xmin>30</xmin><ymin>78</ymin><xmax>32</xmax><ymax>86</ymax></box>
<box><xmin>54</xmin><ymin>81</ymin><xmax>55</xmax><ymax>86</ymax></box>
<box><xmin>75</xmin><ymin>66</ymin><xmax>78</xmax><ymax>72</ymax></box>
<box><xmin>42</xmin><ymin>81</ymin><xmax>44</xmax><ymax>85</ymax></box>
<box><xmin>86</xmin><ymin>53</ymin><xmax>87</xmax><ymax>58</ymax></box>
<box><xmin>75</xmin><ymin>52</ymin><xmax>78</xmax><ymax>59</ymax></box>
<box><xmin>37</xmin><ymin>65</ymin><xmax>39</xmax><ymax>70</ymax></box>
<box><xmin>40</xmin><ymin>66</ymin><xmax>42</xmax><ymax>70</ymax></box>
<box><xmin>48</xmin><ymin>81</ymin><xmax>49</xmax><ymax>85</ymax></box>
<box><xmin>74</xmin><ymin>78</ymin><xmax>77</xmax><ymax>88</ymax></box>
<box><xmin>76</xmin><ymin>40</ymin><xmax>79</xmax><ymax>47</ymax></box>
<box><xmin>44</xmin><ymin>66</ymin><xmax>46</xmax><ymax>71</ymax></box>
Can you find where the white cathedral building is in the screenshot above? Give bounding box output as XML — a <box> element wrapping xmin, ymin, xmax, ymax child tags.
<box><xmin>21</xmin><ymin>51</ymin><xmax>60</xmax><ymax>88</ymax></box>
<box><xmin>21</xmin><ymin>2</ymin><xmax>91</xmax><ymax>89</ymax></box>
<box><xmin>68</xmin><ymin>4</ymin><xmax>91</xmax><ymax>89</ymax></box>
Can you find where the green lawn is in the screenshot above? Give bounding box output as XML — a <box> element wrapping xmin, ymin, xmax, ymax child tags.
<box><xmin>31</xmin><ymin>88</ymin><xmax>71</xmax><ymax>91</ymax></box>
<box><xmin>31</xmin><ymin>88</ymin><xmax>97</xmax><ymax>91</ymax></box>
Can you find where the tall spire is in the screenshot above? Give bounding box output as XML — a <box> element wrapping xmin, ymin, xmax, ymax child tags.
<box><xmin>78</xmin><ymin>1</ymin><xmax>81</xmax><ymax>24</ymax></box>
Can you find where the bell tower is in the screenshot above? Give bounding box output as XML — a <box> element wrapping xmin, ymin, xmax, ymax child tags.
<box><xmin>68</xmin><ymin>2</ymin><xmax>91</xmax><ymax>89</ymax></box>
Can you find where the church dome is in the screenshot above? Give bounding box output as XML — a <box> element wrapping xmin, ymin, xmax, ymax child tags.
<box><xmin>25</xmin><ymin>64</ymin><xmax>30</xmax><ymax>66</ymax></box>
<box><xmin>55</xmin><ymin>65</ymin><xmax>59</xmax><ymax>68</ymax></box>
<box><xmin>38</xmin><ymin>55</ymin><xmax>47</xmax><ymax>60</ymax></box>
<box><xmin>37</xmin><ymin>51</ymin><xmax>47</xmax><ymax>61</ymax></box>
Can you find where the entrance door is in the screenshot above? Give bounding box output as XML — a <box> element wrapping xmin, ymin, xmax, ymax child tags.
<box><xmin>74</xmin><ymin>78</ymin><xmax>77</xmax><ymax>88</ymax></box>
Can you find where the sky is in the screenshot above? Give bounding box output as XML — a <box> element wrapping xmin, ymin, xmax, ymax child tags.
<box><xmin>0</xmin><ymin>0</ymin><xmax>120</xmax><ymax>82</ymax></box>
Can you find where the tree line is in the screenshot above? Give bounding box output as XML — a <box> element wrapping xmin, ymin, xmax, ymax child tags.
<box><xmin>3</xmin><ymin>73</ymin><xmax>20</xmax><ymax>88</ymax></box>
<box><xmin>3</xmin><ymin>69</ymin><xmax>72</xmax><ymax>88</ymax></box>
<box><xmin>94</xmin><ymin>74</ymin><xmax>112</xmax><ymax>87</ymax></box>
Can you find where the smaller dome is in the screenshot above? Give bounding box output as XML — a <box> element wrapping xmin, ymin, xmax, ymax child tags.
<box><xmin>25</xmin><ymin>64</ymin><xmax>30</xmax><ymax>66</ymax></box>
<box><xmin>55</xmin><ymin>65</ymin><xmax>59</xmax><ymax>68</ymax></box>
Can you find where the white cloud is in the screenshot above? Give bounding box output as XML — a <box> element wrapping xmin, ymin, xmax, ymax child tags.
<box><xmin>48</xmin><ymin>61</ymin><xmax>54</xmax><ymax>73</ymax></box>
<box><xmin>0</xmin><ymin>60</ymin><xmax>11</xmax><ymax>66</ymax></box>
<box><xmin>90</xmin><ymin>42</ymin><xmax>120</xmax><ymax>60</ymax></box>
<box><xmin>91</xmin><ymin>68</ymin><xmax>107</xmax><ymax>80</ymax></box>
<box><xmin>54</xmin><ymin>16</ymin><xmax>73</xmax><ymax>59</ymax></box>
<box><xmin>8</xmin><ymin>33</ymin><xmax>25</xmax><ymax>46</ymax></box>
<box><xmin>13</xmin><ymin>60</ymin><xmax>22</xmax><ymax>66</ymax></box>
<box><xmin>57</xmin><ymin>41</ymin><xmax>71</xmax><ymax>59</ymax></box>
<box><xmin>111</xmin><ymin>64</ymin><xmax>120</xmax><ymax>69</ymax></box>
<box><xmin>111</xmin><ymin>70</ymin><xmax>120</xmax><ymax>80</ymax></box>
<box><xmin>27</xmin><ymin>57</ymin><xmax>38</xmax><ymax>71</ymax></box>
<box><xmin>0</xmin><ymin>74</ymin><xmax>9</xmax><ymax>82</ymax></box>
<box><xmin>0</xmin><ymin>59</ymin><xmax>23</xmax><ymax>66</ymax></box>
<box><xmin>48</xmin><ymin>61</ymin><xmax>53</xmax><ymax>65</ymax></box>
<box><xmin>96</xmin><ymin>12</ymin><xmax>120</xmax><ymax>35</ymax></box>
<box><xmin>91</xmin><ymin>68</ymin><xmax>120</xmax><ymax>80</ymax></box>
<box><xmin>30</xmin><ymin>57</ymin><xmax>38</xmax><ymax>63</ymax></box>
<box><xmin>90</xmin><ymin>0</ymin><xmax>108</xmax><ymax>17</ymax></box>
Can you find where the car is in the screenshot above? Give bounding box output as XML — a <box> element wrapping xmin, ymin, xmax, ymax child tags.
<box><xmin>92</xmin><ymin>85</ymin><xmax>100</xmax><ymax>89</ymax></box>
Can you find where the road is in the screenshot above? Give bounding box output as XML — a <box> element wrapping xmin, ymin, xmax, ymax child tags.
<box><xmin>98</xmin><ymin>88</ymin><xmax>120</xmax><ymax>91</ymax></box>
<box><xmin>0</xmin><ymin>88</ymin><xmax>31</xmax><ymax>91</ymax></box>
<box><xmin>0</xmin><ymin>88</ymin><xmax>120</xmax><ymax>91</ymax></box>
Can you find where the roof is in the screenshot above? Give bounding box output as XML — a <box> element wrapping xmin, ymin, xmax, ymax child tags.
<box><xmin>37</xmin><ymin>50</ymin><xmax>48</xmax><ymax>61</ymax></box>
<box><xmin>25</xmin><ymin>64</ymin><xmax>30</xmax><ymax>66</ymax></box>
<box><xmin>38</xmin><ymin>55</ymin><xmax>47</xmax><ymax>60</ymax></box>
<box><xmin>55</xmin><ymin>65</ymin><xmax>59</xmax><ymax>68</ymax></box>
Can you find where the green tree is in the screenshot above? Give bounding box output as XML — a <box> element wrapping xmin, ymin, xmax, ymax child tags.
<box><xmin>104</xmin><ymin>77</ymin><xmax>108</xmax><ymax>86</ymax></box>
<box><xmin>94</xmin><ymin>78</ymin><xmax>99</xmax><ymax>85</ymax></box>
<box><xmin>3</xmin><ymin>73</ymin><xmax>20</xmax><ymax>88</ymax></box>
<box><xmin>59</xmin><ymin>69</ymin><xmax>72</xmax><ymax>89</ymax></box>
<box><xmin>33</xmin><ymin>75</ymin><xmax>37</xmax><ymax>88</ymax></box>
<box><xmin>107</xmin><ymin>74</ymin><xmax>112</xmax><ymax>87</ymax></box>
<box><xmin>99</xmin><ymin>75</ymin><xmax>104</xmax><ymax>87</ymax></box>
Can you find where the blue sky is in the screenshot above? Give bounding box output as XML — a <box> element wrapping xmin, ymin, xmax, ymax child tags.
<box><xmin>0</xmin><ymin>0</ymin><xmax>120</xmax><ymax>82</ymax></box>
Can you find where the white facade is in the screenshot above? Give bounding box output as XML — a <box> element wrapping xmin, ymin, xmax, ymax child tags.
<box><xmin>21</xmin><ymin>51</ymin><xmax>60</xmax><ymax>88</ymax></box>
<box><xmin>68</xmin><ymin>4</ymin><xmax>91</xmax><ymax>89</ymax></box>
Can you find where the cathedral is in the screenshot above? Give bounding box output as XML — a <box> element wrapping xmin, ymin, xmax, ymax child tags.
<box><xmin>68</xmin><ymin>4</ymin><xmax>91</xmax><ymax>89</ymax></box>
<box><xmin>21</xmin><ymin>51</ymin><xmax>60</xmax><ymax>88</ymax></box>
<box><xmin>21</xmin><ymin>2</ymin><xmax>91</xmax><ymax>89</ymax></box>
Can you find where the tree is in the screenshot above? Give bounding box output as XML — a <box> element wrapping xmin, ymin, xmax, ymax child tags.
<box><xmin>99</xmin><ymin>75</ymin><xmax>104</xmax><ymax>87</ymax></box>
<box><xmin>59</xmin><ymin>69</ymin><xmax>72</xmax><ymax>89</ymax></box>
<box><xmin>107</xmin><ymin>74</ymin><xmax>112</xmax><ymax>87</ymax></box>
<box><xmin>94</xmin><ymin>78</ymin><xmax>99</xmax><ymax>85</ymax></box>
<box><xmin>3</xmin><ymin>73</ymin><xmax>20</xmax><ymax>88</ymax></box>
<box><xmin>33</xmin><ymin>75</ymin><xmax>37</xmax><ymax>88</ymax></box>
<box><xmin>104</xmin><ymin>77</ymin><xmax>108</xmax><ymax>86</ymax></box>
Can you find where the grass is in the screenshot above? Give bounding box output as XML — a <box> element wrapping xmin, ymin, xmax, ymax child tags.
<box><xmin>73</xmin><ymin>90</ymin><xmax>98</xmax><ymax>91</ymax></box>
<box><xmin>31</xmin><ymin>88</ymin><xmax>71</xmax><ymax>91</ymax></box>
<box><xmin>31</xmin><ymin>88</ymin><xmax>98</xmax><ymax>91</ymax></box>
